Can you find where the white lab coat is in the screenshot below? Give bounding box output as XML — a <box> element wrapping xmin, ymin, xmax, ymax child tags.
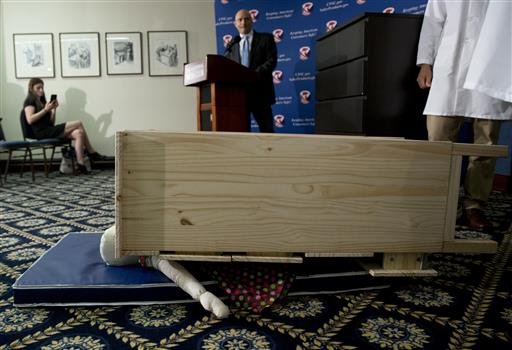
<box><xmin>464</xmin><ymin>0</ymin><xmax>512</xmax><ymax>103</ymax></box>
<box><xmin>417</xmin><ymin>0</ymin><xmax>512</xmax><ymax>120</ymax></box>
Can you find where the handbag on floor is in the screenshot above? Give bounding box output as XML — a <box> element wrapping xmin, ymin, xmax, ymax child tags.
<box><xmin>60</xmin><ymin>146</ymin><xmax>91</xmax><ymax>174</ymax></box>
<box><xmin>60</xmin><ymin>147</ymin><xmax>73</xmax><ymax>174</ymax></box>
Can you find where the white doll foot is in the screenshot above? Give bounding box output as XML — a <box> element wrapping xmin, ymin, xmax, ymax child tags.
<box><xmin>199</xmin><ymin>291</ymin><xmax>230</xmax><ymax>319</ymax></box>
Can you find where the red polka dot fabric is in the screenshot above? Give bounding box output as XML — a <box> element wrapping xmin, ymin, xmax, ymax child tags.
<box><xmin>212</xmin><ymin>263</ymin><xmax>295</xmax><ymax>313</ymax></box>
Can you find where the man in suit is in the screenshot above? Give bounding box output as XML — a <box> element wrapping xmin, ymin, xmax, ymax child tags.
<box><xmin>224</xmin><ymin>9</ymin><xmax>277</xmax><ymax>133</ymax></box>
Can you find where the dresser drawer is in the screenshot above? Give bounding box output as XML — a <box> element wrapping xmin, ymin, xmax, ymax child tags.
<box><xmin>316</xmin><ymin>58</ymin><xmax>366</xmax><ymax>100</ymax></box>
<box><xmin>315</xmin><ymin>96</ymin><xmax>365</xmax><ymax>134</ymax></box>
<box><xmin>316</xmin><ymin>19</ymin><xmax>366</xmax><ymax>70</ymax></box>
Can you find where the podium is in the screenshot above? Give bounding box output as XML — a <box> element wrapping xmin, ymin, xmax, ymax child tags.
<box><xmin>184</xmin><ymin>54</ymin><xmax>258</xmax><ymax>132</ymax></box>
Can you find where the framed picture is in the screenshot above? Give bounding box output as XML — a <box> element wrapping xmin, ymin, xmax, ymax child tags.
<box><xmin>148</xmin><ymin>31</ymin><xmax>188</xmax><ymax>76</ymax></box>
<box><xmin>105</xmin><ymin>32</ymin><xmax>143</xmax><ymax>75</ymax></box>
<box><xmin>13</xmin><ymin>33</ymin><xmax>55</xmax><ymax>78</ymax></box>
<box><xmin>59</xmin><ymin>32</ymin><xmax>101</xmax><ymax>77</ymax></box>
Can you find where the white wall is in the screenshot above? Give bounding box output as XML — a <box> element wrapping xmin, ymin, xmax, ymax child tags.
<box><xmin>0</xmin><ymin>0</ymin><xmax>216</xmax><ymax>156</ymax></box>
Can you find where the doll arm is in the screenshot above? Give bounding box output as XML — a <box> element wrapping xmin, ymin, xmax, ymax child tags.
<box><xmin>147</xmin><ymin>256</ymin><xmax>230</xmax><ymax>319</ymax></box>
<box><xmin>100</xmin><ymin>226</ymin><xmax>229</xmax><ymax>318</ymax></box>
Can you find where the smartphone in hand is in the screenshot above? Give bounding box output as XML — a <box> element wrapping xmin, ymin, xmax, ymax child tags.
<box><xmin>50</xmin><ymin>94</ymin><xmax>57</xmax><ymax>102</ymax></box>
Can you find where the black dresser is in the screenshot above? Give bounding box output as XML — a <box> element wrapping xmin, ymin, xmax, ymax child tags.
<box><xmin>315</xmin><ymin>13</ymin><xmax>428</xmax><ymax>139</ymax></box>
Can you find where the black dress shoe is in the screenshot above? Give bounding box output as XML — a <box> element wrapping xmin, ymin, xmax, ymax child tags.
<box><xmin>76</xmin><ymin>163</ymin><xmax>90</xmax><ymax>175</ymax></box>
<box><xmin>89</xmin><ymin>152</ymin><xmax>108</xmax><ymax>161</ymax></box>
<box><xmin>465</xmin><ymin>209</ymin><xmax>492</xmax><ymax>230</ymax></box>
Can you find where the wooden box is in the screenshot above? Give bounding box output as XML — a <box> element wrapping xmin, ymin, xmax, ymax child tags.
<box><xmin>115</xmin><ymin>131</ymin><xmax>506</xmax><ymax>273</ymax></box>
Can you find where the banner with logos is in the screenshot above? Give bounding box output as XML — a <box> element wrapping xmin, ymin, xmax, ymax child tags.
<box><xmin>215</xmin><ymin>0</ymin><xmax>428</xmax><ymax>133</ymax></box>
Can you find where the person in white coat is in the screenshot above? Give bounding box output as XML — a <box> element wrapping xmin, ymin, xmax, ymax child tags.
<box><xmin>463</xmin><ymin>0</ymin><xmax>512</xmax><ymax>103</ymax></box>
<box><xmin>416</xmin><ymin>0</ymin><xmax>512</xmax><ymax>230</ymax></box>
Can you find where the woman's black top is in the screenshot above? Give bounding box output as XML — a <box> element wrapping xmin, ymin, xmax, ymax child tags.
<box><xmin>22</xmin><ymin>95</ymin><xmax>65</xmax><ymax>139</ymax></box>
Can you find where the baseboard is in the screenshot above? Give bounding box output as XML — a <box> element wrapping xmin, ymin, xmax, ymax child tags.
<box><xmin>0</xmin><ymin>158</ymin><xmax>115</xmax><ymax>172</ymax></box>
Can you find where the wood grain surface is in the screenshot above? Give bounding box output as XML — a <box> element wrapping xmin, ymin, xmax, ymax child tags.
<box><xmin>116</xmin><ymin>132</ymin><xmax>457</xmax><ymax>254</ymax></box>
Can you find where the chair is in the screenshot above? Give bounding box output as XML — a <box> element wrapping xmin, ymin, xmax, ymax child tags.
<box><xmin>19</xmin><ymin>111</ymin><xmax>73</xmax><ymax>177</ymax></box>
<box><xmin>0</xmin><ymin>122</ymin><xmax>35</xmax><ymax>186</ymax></box>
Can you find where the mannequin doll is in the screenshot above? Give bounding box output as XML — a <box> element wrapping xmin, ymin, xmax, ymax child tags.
<box><xmin>100</xmin><ymin>225</ymin><xmax>230</xmax><ymax>319</ymax></box>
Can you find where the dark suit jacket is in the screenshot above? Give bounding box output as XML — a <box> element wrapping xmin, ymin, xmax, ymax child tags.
<box><xmin>224</xmin><ymin>31</ymin><xmax>277</xmax><ymax>106</ymax></box>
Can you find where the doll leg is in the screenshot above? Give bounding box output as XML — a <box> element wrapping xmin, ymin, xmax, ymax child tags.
<box><xmin>148</xmin><ymin>256</ymin><xmax>230</xmax><ymax>319</ymax></box>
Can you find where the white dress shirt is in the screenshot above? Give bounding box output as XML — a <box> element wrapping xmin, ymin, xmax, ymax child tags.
<box><xmin>239</xmin><ymin>30</ymin><xmax>254</xmax><ymax>58</ymax></box>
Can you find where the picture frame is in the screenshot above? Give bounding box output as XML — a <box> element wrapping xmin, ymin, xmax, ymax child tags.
<box><xmin>59</xmin><ymin>32</ymin><xmax>101</xmax><ymax>77</ymax></box>
<box><xmin>105</xmin><ymin>32</ymin><xmax>143</xmax><ymax>75</ymax></box>
<box><xmin>13</xmin><ymin>33</ymin><xmax>55</xmax><ymax>79</ymax></box>
<box><xmin>147</xmin><ymin>31</ymin><xmax>188</xmax><ymax>76</ymax></box>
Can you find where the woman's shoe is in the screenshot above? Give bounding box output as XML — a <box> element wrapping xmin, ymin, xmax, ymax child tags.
<box><xmin>76</xmin><ymin>163</ymin><xmax>90</xmax><ymax>175</ymax></box>
<box><xmin>89</xmin><ymin>152</ymin><xmax>108</xmax><ymax>161</ymax></box>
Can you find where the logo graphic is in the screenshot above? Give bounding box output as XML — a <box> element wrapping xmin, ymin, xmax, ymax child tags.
<box><xmin>326</xmin><ymin>20</ymin><xmax>338</xmax><ymax>32</ymax></box>
<box><xmin>299</xmin><ymin>90</ymin><xmax>311</xmax><ymax>104</ymax></box>
<box><xmin>302</xmin><ymin>2</ymin><xmax>314</xmax><ymax>16</ymax></box>
<box><xmin>222</xmin><ymin>34</ymin><xmax>233</xmax><ymax>48</ymax></box>
<box><xmin>273</xmin><ymin>28</ymin><xmax>284</xmax><ymax>43</ymax></box>
<box><xmin>299</xmin><ymin>46</ymin><xmax>311</xmax><ymax>60</ymax></box>
<box><xmin>356</xmin><ymin>0</ymin><xmax>366</xmax><ymax>5</ymax></box>
<box><xmin>220</xmin><ymin>0</ymin><xmax>229</xmax><ymax>4</ymax></box>
<box><xmin>274</xmin><ymin>115</ymin><xmax>285</xmax><ymax>128</ymax></box>
<box><xmin>272</xmin><ymin>70</ymin><xmax>283</xmax><ymax>84</ymax></box>
<box><xmin>249</xmin><ymin>9</ymin><xmax>259</xmax><ymax>22</ymax></box>
<box><xmin>383</xmin><ymin>7</ymin><xmax>395</xmax><ymax>14</ymax></box>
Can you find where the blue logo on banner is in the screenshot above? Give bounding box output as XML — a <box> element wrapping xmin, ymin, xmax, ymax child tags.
<box><xmin>215</xmin><ymin>0</ymin><xmax>428</xmax><ymax>133</ymax></box>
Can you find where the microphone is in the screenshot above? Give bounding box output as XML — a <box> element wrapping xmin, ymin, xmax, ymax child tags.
<box><xmin>225</xmin><ymin>35</ymin><xmax>241</xmax><ymax>53</ymax></box>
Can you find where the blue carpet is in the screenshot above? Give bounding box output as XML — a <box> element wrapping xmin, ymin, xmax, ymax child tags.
<box><xmin>0</xmin><ymin>170</ymin><xmax>511</xmax><ymax>349</ymax></box>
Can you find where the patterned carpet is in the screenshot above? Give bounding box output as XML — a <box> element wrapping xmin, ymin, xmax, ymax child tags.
<box><xmin>0</xmin><ymin>170</ymin><xmax>511</xmax><ymax>349</ymax></box>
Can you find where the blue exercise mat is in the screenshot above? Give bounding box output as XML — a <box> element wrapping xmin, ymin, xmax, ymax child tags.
<box><xmin>13</xmin><ymin>233</ymin><xmax>388</xmax><ymax>307</ymax></box>
<box><xmin>12</xmin><ymin>232</ymin><xmax>220</xmax><ymax>307</ymax></box>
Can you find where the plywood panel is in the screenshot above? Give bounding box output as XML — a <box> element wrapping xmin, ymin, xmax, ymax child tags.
<box><xmin>382</xmin><ymin>253</ymin><xmax>424</xmax><ymax>270</ymax></box>
<box><xmin>369</xmin><ymin>269</ymin><xmax>437</xmax><ymax>277</ymax></box>
<box><xmin>117</xmin><ymin>132</ymin><xmax>453</xmax><ymax>254</ymax></box>
<box><xmin>442</xmin><ymin>240</ymin><xmax>497</xmax><ymax>253</ymax></box>
<box><xmin>452</xmin><ymin>143</ymin><xmax>508</xmax><ymax>157</ymax></box>
<box><xmin>444</xmin><ymin>155</ymin><xmax>462</xmax><ymax>241</ymax></box>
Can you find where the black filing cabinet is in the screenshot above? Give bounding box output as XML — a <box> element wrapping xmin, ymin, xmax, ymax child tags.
<box><xmin>315</xmin><ymin>13</ymin><xmax>428</xmax><ymax>139</ymax></box>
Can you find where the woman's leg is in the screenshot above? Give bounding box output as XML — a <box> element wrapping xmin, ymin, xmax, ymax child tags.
<box><xmin>68</xmin><ymin>129</ymin><xmax>86</xmax><ymax>164</ymax></box>
<box><xmin>64</xmin><ymin>121</ymin><xmax>96</xmax><ymax>155</ymax></box>
<box><xmin>82</xmin><ymin>130</ymin><xmax>95</xmax><ymax>154</ymax></box>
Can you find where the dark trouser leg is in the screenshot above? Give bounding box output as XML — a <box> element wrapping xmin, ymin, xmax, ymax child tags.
<box><xmin>251</xmin><ymin>104</ymin><xmax>274</xmax><ymax>133</ymax></box>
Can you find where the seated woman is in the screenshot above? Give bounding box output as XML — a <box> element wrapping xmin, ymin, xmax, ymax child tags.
<box><xmin>22</xmin><ymin>77</ymin><xmax>106</xmax><ymax>174</ymax></box>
